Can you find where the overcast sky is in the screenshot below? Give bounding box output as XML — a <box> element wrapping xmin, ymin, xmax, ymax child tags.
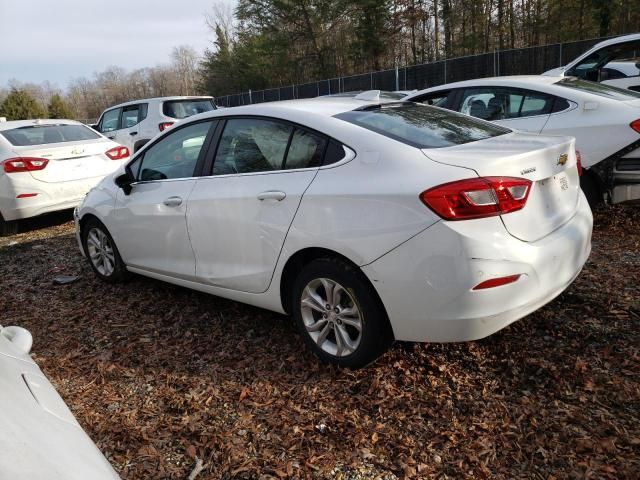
<box><xmin>0</xmin><ymin>0</ymin><xmax>230</xmax><ymax>89</ymax></box>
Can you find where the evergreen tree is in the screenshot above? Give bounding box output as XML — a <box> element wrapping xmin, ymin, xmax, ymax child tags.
<box><xmin>47</xmin><ymin>93</ymin><xmax>74</xmax><ymax>119</ymax></box>
<box><xmin>0</xmin><ymin>89</ymin><xmax>46</xmax><ymax>120</ymax></box>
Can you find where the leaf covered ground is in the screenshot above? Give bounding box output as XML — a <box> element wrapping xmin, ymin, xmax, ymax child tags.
<box><xmin>0</xmin><ymin>206</ymin><xmax>638</xmax><ymax>479</ymax></box>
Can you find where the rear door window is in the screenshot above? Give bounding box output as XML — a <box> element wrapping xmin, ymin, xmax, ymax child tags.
<box><xmin>121</xmin><ymin>105</ymin><xmax>141</xmax><ymax>128</ymax></box>
<box><xmin>284</xmin><ymin>129</ymin><xmax>327</xmax><ymax>170</ymax></box>
<box><xmin>0</xmin><ymin>124</ymin><xmax>101</xmax><ymax>146</ymax></box>
<box><xmin>163</xmin><ymin>99</ymin><xmax>216</xmax><ymax>119</ymax></box>
<box><xmin>213</xmin><ymin>119</ymin><xmax>293</xmax><ymax>175</ymax></box>
<box><xmin>460</xmin><ymin>87</ymin><xmax>554</xmax><ymax>120</ymax></box>
<box><xmin>410</xmin><ymin>90</ymin><xmax>454</xmax><ymax>108</ymax></box>
<box><xmin>335</xmin><ymin>103</ymin><xmax>509</xmax><ymax>149</ymax></box>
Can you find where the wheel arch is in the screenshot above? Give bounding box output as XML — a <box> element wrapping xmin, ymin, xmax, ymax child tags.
<box><xmin>279</xmin><ymin>247</ymin><xmax>391</xmax><ymax>335</ymax></box>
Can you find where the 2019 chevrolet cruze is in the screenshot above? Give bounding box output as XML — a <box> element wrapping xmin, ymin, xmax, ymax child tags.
<box><xmin>75</xmin><ymin>95</ymin><xmax>593</xmax><ymax>367</ymax></box>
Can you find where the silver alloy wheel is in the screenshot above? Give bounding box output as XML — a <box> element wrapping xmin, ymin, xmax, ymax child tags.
<box><xmin>300</xmin><ymin>278</ymin><xmax>363</xmax><ymax>357</ymax></box>
<box><xmin>86</xmin><ymin>227</ymin><xmax>116</xmax><ymax>277</ymax></box>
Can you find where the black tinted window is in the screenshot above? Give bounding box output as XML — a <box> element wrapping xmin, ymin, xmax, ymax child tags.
<box><xmin>163</xmin><ymin>99</ymin><xmax>215</xmax><ymax>119</ymax></box>
<box><xmin>336</xmin><ymin>104</ymin><xmax>509</xmax><ymax>149</ymax></box>
<box><xmin>0</xmin><ymin>124</ymin><xmax>101</xmax><ymax>146</ymax></box>
<box><xmin>285</xmin><ymin>129</ymin><xmax>327</xmax><ymax>169</ymax></box>
<box><xmin>323</xmin><ymin>140</ymin><xmax>346</xmax><ymax>165</ymax></box>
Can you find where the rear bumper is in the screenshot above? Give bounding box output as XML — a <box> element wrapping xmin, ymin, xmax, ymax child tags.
<box><xmin>0</xmin><ymin>176</ymin><xmax>100</xmax><ymax>221</ymax></box>
<box><xmin>363</xmin><ymin>192</ymin><xmax>593</xmax><ymax>342</ymax></box>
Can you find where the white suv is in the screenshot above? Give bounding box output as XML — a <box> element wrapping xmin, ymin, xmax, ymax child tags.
<box><xmin>94</xmin><ymin>96</ymin><xmax>217</xmax><ymax>153</ymax></box>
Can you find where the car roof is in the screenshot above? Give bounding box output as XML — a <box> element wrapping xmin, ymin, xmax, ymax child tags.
<box><xmin>412</xmin><ymin>75</ymin><xmax>562</xmax><ymax>93</ymax></box>
<box><xmin>0</xmin><ymin>118</ymin><xmax>82</xmax><ymax>132</ymax></box>
<box><xmin>106</xmin><ymin>96</ymin><xmax>215</xmax><ymax>110</ymax></box>
<box><xmin>585</xmin><ymin>33</ymin><xmax>640</xmax><ymax>52</ymax></box>
<box><xmin>193</xmin><ymin>95</ymin><xmax>400</xmax><ymax>119</ymax></box>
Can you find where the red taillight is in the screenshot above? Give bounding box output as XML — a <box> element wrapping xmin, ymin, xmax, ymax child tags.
<box><xmin>159</xmin><ymin>122</ymin><xmax>174</xmax><ymax>132</ymax></box>
<box><xmin>2</xmin><ymin>157</ymin><xmax>49</xmax><ymax>173</ymax></box>
<box><xmin>105</xmin><ymin>146</ymin><xmax>129</xmax><ymax>160</ymax></box>
<box><xmin>576</xmin><ymin>150</ymin><xmax>583</xmax><ymax>176</ymax></box>
<box><xmin>420</xmin><ymin>177</ymin><xmax>532</xmax><ymax>220</ymax></box>
<box><xmin>630</xmin><ymin>119</ymin><xmax>640</xmax><ymax>134</ymax></box>
<box><xmin>473</xmin><ymin>274</ymin><xmax>521</xmax><ymax>290</ymax></box>
<box><xmin>16</xmin><ymin>193</ymin><xmax>38</xmax><ymax>198</ymax></box>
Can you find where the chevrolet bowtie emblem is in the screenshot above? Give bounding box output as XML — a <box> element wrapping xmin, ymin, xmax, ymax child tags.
<box><xmin>557</xmin><ymin>153</ymin><xmax>568</xmax><ymax>166</ymax></box>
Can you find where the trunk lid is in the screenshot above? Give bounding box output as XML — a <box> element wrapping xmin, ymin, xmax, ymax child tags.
<box><xmin>423</xmin><ymin>132</ymin><xmax>581</xmax><ymax>242</ymax></box>
<box><xmin>11</xmin><ymin>138</ymin><xmax>119</xmax><ymax>183</ymax></box>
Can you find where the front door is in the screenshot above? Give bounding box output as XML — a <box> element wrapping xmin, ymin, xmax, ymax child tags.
<box><xmin>111</xmin><ymin>120</ymin><xmax>215</xmax><ymax>278</ymax></box>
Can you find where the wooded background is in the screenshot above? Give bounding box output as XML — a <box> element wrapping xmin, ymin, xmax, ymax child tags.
<box><xmin>1</xmin><ymin>0</ymin><xmax>638</xmax><ymax>121</ymax></box>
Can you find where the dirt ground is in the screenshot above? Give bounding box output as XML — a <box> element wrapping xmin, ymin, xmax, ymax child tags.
<box><xmin>0</xmin><ymin>206</ymin><xmax>638</xmax><ymax>479</ymax></box>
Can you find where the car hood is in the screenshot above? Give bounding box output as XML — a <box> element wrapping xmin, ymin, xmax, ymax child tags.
<box><xmin>0</xmin><ymin>325</ymin><xmax>120</xmax><ymax>480</ymax></box>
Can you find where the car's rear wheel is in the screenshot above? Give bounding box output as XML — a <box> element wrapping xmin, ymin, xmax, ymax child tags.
<box><xmin>0</xmin><ymin>214</ymin><xmax>18</xmax><ymax>237</ymax></box>
<box><xmin>292</xmin><ymin>258</ymin><xmax>392</xmax><ymax>368</ymax></box>
<box><xmin>82</xmin><ymin>219</ymin><xmax>129</xmax><ymax>282</ymax></box>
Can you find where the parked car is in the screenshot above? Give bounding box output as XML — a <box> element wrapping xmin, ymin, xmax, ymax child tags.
<box><xmin>93</xmin><ymin>96</ymin><xmax>217</xmax><ymax>154</ymax></box>
<box><xmin>0</xmin><ymin>119</ymin><xmax>130</xmax><ymax>236</ymax></box>
<box><xmin>404</xmin><ymin>76</ymin><xmax>640</xmax><ymax>205</ymax></box>
<box><xmin>75</xmin><ymin>97</ymin><xmax>592</xmax><ymax>368</ymax></box>
<box><xmin>0</xmin><ymin>324</ymin><xmax>120</xmax><ymax>479</ymax></box>
<box><xmin>543</xmin><ymin>33</ymin><xmax>640</xmax><ymax>92</ymax></box>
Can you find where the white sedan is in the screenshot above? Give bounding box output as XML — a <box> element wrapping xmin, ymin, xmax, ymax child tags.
<box><xmin>0</xmin><ymin>324</ymin><xmax>119</xmax><ymax>479</ymax></box>
<box><xmin>0</xmin><ymin>119</ymin><xmax>130</xmax><ymax>235</ymax></box>
<box><xmin>75</xmin><ymin>97</ymin><xmax>592</xmax><ymax>367</ymax></box>
<box><xmin>404</xmin><ymin>76</ymin><xmax>640</xmax><ymax>205</ymax></box>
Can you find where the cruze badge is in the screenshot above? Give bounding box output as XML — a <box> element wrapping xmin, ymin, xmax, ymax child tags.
<box><xmin>557</xmin><ymin>153</ymin><xmax>568</xmax><ymax>166</ymax></box>
<box><xmin>520</xmin><ymin>167</ymin><xmax>536</xmax><ymax>175</ymax></box>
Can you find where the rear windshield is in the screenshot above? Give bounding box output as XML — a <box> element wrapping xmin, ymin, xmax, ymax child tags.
<box><xmin>0</xmin><ymin>124</ymin><xmax>101</xmax><ymax>146</ymax></box>
<box><xmin>556</xmin><ymin>78</ymin><xmax>640</xmax><ymax>100</ymax></box>
<box><xmin>335</xmin><ymin>103</ymin><xmax>509</xmax><ymax>148</ymax></box>
<box><xmin>162</xmin><ymin>99</ymin><xmax>216</xmax><ymax>119</ymax></box>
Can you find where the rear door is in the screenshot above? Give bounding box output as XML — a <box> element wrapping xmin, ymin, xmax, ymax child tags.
<box><xmin>187</xmin><ymin>117</ymin><xmax>327</xmax><ymax>293</ymax></box>
<box><xmin>456</xmin><ymin>87</ymin><xmax>554</xmax><ymax>133</ymax></box>
<box><xmin>113</xmin><ymin>104</ymin><xmax>145</xmax><ymax>151</ymax></box>
<box><xmin>423</xmin><ymin>132</ymin><xmax>581</xmax><ymax>242</ymax></box>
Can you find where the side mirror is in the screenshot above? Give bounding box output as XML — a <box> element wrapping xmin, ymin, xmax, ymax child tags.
<box><xmin>599</xmin><ymin>70</ymin><xmax>609</xmax><ymax>81</ymax></box>
<box><xmin>114</xmin><ymin>171</ymin><xmax>134</xmax><ymax>195</ymax></box>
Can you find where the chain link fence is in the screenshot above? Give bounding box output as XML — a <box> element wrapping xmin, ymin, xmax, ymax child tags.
<box><xmin>216</xmin><ymin>36</ymin><xmax>612</xmax><ymax>107</ymax></box>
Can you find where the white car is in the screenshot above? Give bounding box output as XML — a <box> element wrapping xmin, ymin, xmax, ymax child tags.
<box><xmin>94</xmin><ymin>96</ymin><xmax>217</xmax><ymax>153</ymax></box>
<box><xmin>544</xmin><ymin>33</ymin><xmax>640</xmax><ymax>92</ymax></box>
<box><xmin>75</xmin><ymin>97</ymin><xmax>592</xmax><ymax>367</ymax></box>
<box><xmin>404</xmin><ymin>76</ymin><xmax>640</xmax><ymax>205</ymax></box>
<box><xmin>0</xmin><ymin>324</ymin><xmax>120</xmax><ymax>479</ymax></box>
<box><xmin>0</xmin><ymin>119</ymin><xmax>130</xmax><ymax>235</ymax></box>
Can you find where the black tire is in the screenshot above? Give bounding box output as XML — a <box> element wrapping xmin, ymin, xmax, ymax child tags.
<box><xmin>292</xmin><ymin>257</ymin><xmax>393</xmax><ymax>368</ymax></box>
<box><xmin>0</xmin><ymin>214</ymin><xmax>18</xmax><ymax>236</ymax></box>
<box><xmin>580</xmin><ymin>172</ymin><xmax>602</xmax><ymax>208</ymax></box>
<box><xmin>81</xmin><ymin>218</ymin><xmax>129</xmax><ymax>283</ymax></box>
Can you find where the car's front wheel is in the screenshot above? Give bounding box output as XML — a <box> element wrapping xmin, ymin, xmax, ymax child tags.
<box><xmin>82</xmin><ymin>219</ymin><xmax>129</xmax><ymax>282</ymax></box>
<box><xmin>292</xmin><ymin>258</ymin><xmax>392</xmax><ymax>368</ymax></box>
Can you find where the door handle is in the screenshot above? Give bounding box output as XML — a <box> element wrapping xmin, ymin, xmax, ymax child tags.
<box><xmin>162</xmin><ymin>196</ymin><xmax>183</xmax><ymax>207</ymax></box>
<box><xmin>257</xmin><ymin>191</ymin><xmax>286</xmax><ymax>201</ymax></box>
<box><xmin>129</xmin><ymin>131</ymin><xmax>138</xmax><ymax>136</ymax></box>
<box><xmin>107</xmin><ymin>136</ymin><xmax>115</xmax><ymax>140</ymax></box>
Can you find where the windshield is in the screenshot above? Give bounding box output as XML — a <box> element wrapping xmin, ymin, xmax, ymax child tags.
<box><xmin>556</xmin><ymin>78</ymin><xmax>640</xmax><ymax>100</ymax></box>
<box><xmin>335</xmin><ymin>103</ymin><xmax>510</xmax><ymax>149</ymax></box>
<box><xmin>0</xmin><ymin>124</ymin><xmax>101</xmax><ymax>146</ymax></box>
<box><xmin>162</xmin><ymin>99</ymin><xmax>216</xmax><ymax>119</ymax></box>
